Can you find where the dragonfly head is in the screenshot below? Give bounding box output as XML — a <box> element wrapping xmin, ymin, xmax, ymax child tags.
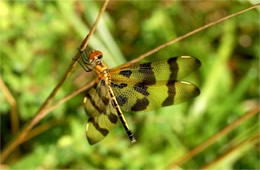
<box><xmin>89</xmin><ymin>50</ymin><xmax>103</xmax><ymax>65</ymax></box>
<box><xmin>79</xmin><ymin>49</ymin><xmax>103</xmax><ymax>72</ymax></box>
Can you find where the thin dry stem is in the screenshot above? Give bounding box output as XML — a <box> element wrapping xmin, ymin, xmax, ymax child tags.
<box><xmin>37</xmin><ymin>80</ymin><xmax>96</xmax><ymax>121</ymax></box>
<box><xmin>0</xmin><ymin>0</ymin><xmax>110</xmax><ymax>163</ymax></box>
<box><xmin>4</xmin><ymin>81</ymin><xmax>95</xmax><ymax>147</ymax></box>
<box><xmin>127</xmin><ymin>3</ymin><xmax>260</xmax><ymax>65</ymax></box>
<box><xmin>200</xmin><ymin>133</ymin><xmax>260</xmax><ymax>169</ymax></box>
<box><xmin>23</xmin><ymin>120</ymin><xmax>59</xmax><ymax>142</ymax></box>
<box><xmin>0</xmin><ymin>79</ymin><xmax>19</xmax><ymax>135</ymax></box>
<box><xmin>168</xmin><ymin>106</ymin><xmax>260</xmax><ymax>168</ymax></box>
<box><xmin>79</xmin><ymin>0</ymin><xmax>110</xmax><ymax>51</ymax></box>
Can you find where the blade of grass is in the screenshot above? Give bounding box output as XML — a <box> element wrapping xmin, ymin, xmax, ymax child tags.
<box><xmin>190</xmin><ymin>20</ymin><xmax>236</xmax><ymax>118</ymax></box>
<box><xmin>204</xmin><ymin>67</ymin><xmax>258</xmax><ymax>126</ymax></box>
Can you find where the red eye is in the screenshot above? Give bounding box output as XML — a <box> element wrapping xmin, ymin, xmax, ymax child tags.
<box><xmin>89</xmin><ymin>50</ymin><xmax>103</xmax><ymax>60</ymax></box>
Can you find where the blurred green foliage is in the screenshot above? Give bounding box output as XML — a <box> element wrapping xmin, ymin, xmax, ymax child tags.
<box><xmin>0</xmin><ymin>0</ymin><xmax>259</xmax><ymax>169</ymax></box>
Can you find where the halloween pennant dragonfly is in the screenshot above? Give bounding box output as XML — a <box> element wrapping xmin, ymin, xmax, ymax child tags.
<box><xmin>79</xmin><ymin>49</ymin><xmax>200</xmax><ymax>145</ymax></box>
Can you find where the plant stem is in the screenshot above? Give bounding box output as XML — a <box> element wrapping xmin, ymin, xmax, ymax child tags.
<box><xmin>127</xmin><ymin>3</ymin><xmax>260</xmax><ymax>65</ymax></box>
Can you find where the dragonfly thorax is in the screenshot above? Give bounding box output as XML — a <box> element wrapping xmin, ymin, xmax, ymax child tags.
<box><xmin>94</xmin><ymin>64</ymin><xmax>109</xmax><ymax>78</ymax></box>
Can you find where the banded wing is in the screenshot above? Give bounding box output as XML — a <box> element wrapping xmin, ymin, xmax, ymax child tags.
<box><xmin>111</xmin><ymin>80</ymin><xmax>200</xmax><ymax>112</ymax></box>
<box><xmin>110</xmin><ymin>56</ymin><xmax>200</xmax><ymax>112</ymax></box>
<box><xmin>110</xmin><ymin>56</ymin><xmax>201</xmax><ymax>84</ymax></box>
<box><xmin>84</xmin><ymin>81</ymin><xmax>118</xmax><ymax>145</ymax></box>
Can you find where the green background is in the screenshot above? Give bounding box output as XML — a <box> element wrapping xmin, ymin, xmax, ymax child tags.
<box><xmin>0</xmin><ymin>0</ymin><xmax>259</xmax><ymax>169</ymax></box>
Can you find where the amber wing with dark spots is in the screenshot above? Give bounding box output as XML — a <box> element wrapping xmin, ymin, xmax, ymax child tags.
<box><xmin>84</xmin><ymin>81</ymin><xmax>118</xmax><ymax>145</ymax></box>
<box><xmin>110</xmin><ymin>56</ymin><xmax>201</xmax><ymax>112</ymax></box>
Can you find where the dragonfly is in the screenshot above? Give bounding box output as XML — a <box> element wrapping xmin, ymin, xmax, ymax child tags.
<box><xmin>79</xmin><ymin>48</ymin><xmax>201</xmax><ymax>145</ymax></box>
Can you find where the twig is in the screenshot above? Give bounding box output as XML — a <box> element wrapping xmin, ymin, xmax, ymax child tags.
<box><xmin>168</xmin><ymin>106</ymin><xmax>260</xmax><ymax>168</ymax></box>
<box><xmin>3</xmin><ymin>81</ymin><xmax>94</xmax><ymax>150</ymax></box>
<box><xmin>79</xmin><ymin>0</ymin><xmax>110</xmax><ymax>52</ymax></box>
<box><xmin>0</xmin><ymin>0</ymin><xmax>110</xmax><ymax>163</ymax></box>
<box><xmin>0</xmin><ymin>79</ymin><xmax>19</xmax><ymax>135</ymax></box>
<box><xmin>23</xmin><ymin>120</ymin><xmax>60</xmax><ymax>142</ymax></box>
<box><xmin>127</xmin><ymin>3</ymin><xmax>260</xmax><ymax>65</ymax></box>
<box><xmin>200</xmin><ymin>133</ymin><xmax>260</xmax><ymax>169</ymax></box>
<box><xmin>35</xmin><ymin>80</ymin><xmax>96</xmax><ymax>122</ymax></box>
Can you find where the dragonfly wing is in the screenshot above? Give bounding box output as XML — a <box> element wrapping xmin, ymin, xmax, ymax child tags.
<box><xmin>110</xmin><ymin>56</ymin><xmax>201</xmax><ymax>84</ymax></box>
<box><xmin>111</xmin><ymin>80</ymin><xmax>200</xmax><ymax>112</ymax></box>
<box><xmin>110</xmin><ymin>56</ymin><xmax>200</xmax><ymax>112</ymax></box>
<box><xmin>84</xmin><ymin>81</ymin><xmax>118</xmax><ymax>145</ymax></box>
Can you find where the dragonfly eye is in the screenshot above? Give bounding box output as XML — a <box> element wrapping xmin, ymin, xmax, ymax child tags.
<box><xmin>97</xmin><ymin>55</ymin><xmax>103</xmax><ymax>60</ymax></box>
